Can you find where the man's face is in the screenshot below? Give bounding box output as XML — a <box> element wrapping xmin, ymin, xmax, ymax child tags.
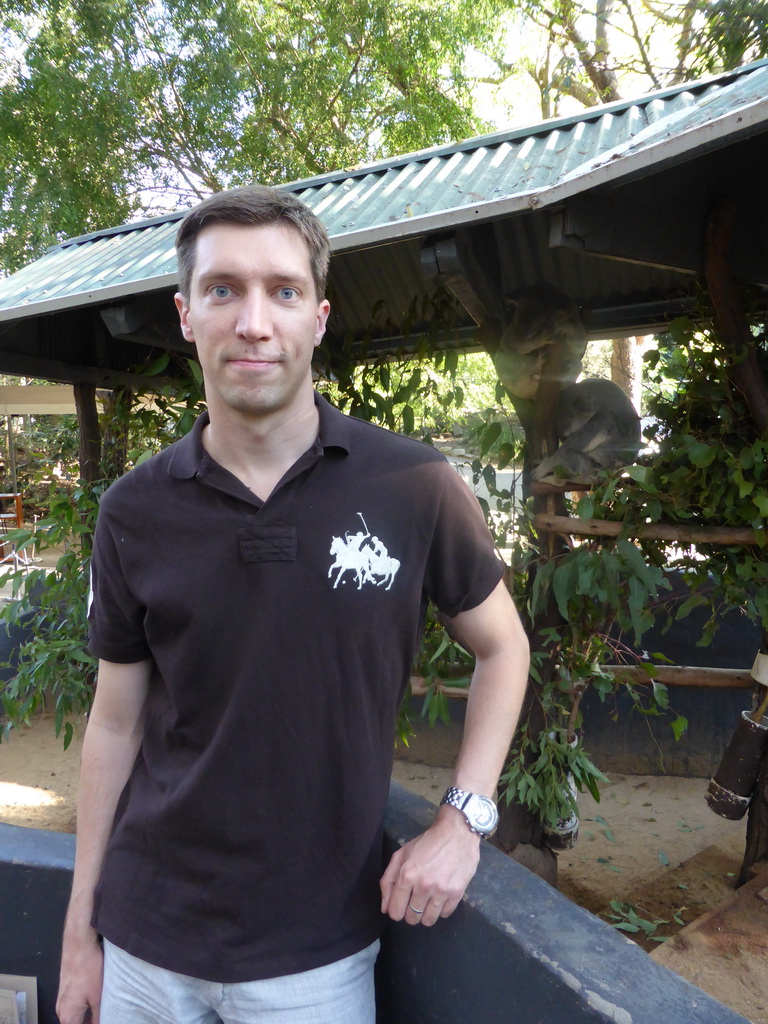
<box><xmin>174</xmin><ymin>222</ymin><xmax>330</xmax><ymax>421</ymax></box>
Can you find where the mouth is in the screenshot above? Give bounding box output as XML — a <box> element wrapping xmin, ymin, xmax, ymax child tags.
<box><xmin>228</xmin><ymin>357</ymin><xmax>281</xmax><ymax>370</ymax></box>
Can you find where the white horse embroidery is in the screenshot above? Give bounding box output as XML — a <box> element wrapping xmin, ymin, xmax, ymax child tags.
<box><xmin>367</xmin><ymin>538</ymin><xmax>400</xmax><ymax>590</ymax></box>
<box><xmin>328</xmin><ymin>534</ymin><xmax>369</xmax><ymax>589</ymax></box>
<box><xmin>328</xmin><ymin>517</ymin><xmax>400</xmax><ymax>591</ymax></box>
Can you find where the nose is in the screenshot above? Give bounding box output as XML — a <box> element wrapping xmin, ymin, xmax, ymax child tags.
<box><xmin>235</xmin><ymin>290</ymin><xmax>272</xmax><ymax>340</ymax></box>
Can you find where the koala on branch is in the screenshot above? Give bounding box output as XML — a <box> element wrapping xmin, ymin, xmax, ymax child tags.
<box><xmin>532</xmin><ymin>378</ymin><xmax>642</xmax><ymax>486</ymax></box>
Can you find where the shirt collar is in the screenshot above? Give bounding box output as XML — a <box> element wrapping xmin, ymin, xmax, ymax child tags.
<box><xmin>315</xmin><ymin>390</ymin><xmax>352</xmax><ymax>454</ymax></box>
<box><xmin>167</xmin><ymin>392</ymin><xmax>351</xmax><ymax>480</ymax></box>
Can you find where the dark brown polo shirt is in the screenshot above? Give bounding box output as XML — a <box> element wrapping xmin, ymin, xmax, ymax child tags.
<box><xmin>88</xmin><ymin>394</ymin><xmax>504</xmax><ymax>982</ymax></box>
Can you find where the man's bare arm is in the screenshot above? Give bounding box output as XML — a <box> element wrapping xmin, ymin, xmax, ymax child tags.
<box><xmin>380</xmin><ymin>579</ymin><xmax>529</xmax><ymax>926</ymax></box>
<box><xmin>57</xmin><ymin>659</ymin><xmax>152</xmax><ymax>1024</ymax></box>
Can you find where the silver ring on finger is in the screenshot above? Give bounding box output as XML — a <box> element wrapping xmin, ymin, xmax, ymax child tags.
<box><xmin>408</xmin><ymin>903</ymin><xmax>425</xmax><ymax>914</ymax></box>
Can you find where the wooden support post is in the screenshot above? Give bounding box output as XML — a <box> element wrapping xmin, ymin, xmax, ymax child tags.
<box><xmin>74</xmin><ymin>383</ymin><xmax>101</xmax><ymax>483</ymax></box>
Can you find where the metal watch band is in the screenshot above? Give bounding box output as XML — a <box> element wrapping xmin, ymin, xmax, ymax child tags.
<box><xmin>440</xmin><ymin>785</ymin><xmax>497</xmax><ymax>835</ymax></box>
<box><xmin>441</xmin><ymin>785</ymin><xmax>472</xmax><ymax>815</ymax></box>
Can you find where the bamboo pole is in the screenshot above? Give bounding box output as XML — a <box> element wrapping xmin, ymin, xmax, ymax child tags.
<box><xmin>410</xmin><ymin>665</ymin><xmax>754</xmax><ymax>700</ymax></box>
<box><xmin>532</xmin><ymin>513</ymin><xmax>761</xmax><ymax>546</ymax></box>
<box><xmin>602</xmin><ymin>665</ymin><xmax>754</xmax><ymax>689</ymax></box>
<box><xmin>530</xmin><ymin>480</ymin><xmax>591</xmax><ymax>496</ymax></box>
<box><xmin>410</xmin><ymin>676</ymin><xmax>470</xmax><ymax>698</ymax></box>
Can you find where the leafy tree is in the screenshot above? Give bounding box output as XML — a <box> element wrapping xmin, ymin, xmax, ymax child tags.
<box><xmin>0</xmin><ymin>0</ymin><xmax>499</xmax><ymax>272</ymax></box>
<box><xmin>486</xmin><ymin>0</ymin><xmax>768</xmax><ymax>121</ymax></box>
<box><xmin>3</xmin><ymin>0</ymin><xmax>764</xmax><ymax>273</ymax></box>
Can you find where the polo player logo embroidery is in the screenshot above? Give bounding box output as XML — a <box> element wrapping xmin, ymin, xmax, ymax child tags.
<box><xmin>328</xmin><ymin>513</ymin><xmax>400</xmax><ymax>591</ymax></box>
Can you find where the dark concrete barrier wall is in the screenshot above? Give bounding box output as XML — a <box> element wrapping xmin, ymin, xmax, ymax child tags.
<box><xmin>0</xmin><ymin>617</ymin><xmax>35</xmax><ymax>683</ymax></box>
<box><xmin>586</xmin><ymin>570</ymin><xmax>763</xmax><ymax>777</ymax></box>
<box><xmin>0</xmin><ymin>788</ymin><xmax>749</xmax><ymax>1024</ymax></box>
<box><xmin>376</xmin><ymin>783</ymin><xmax>749</xmax><ymax>1024</ymax></box>
<box><xmin>0</xmin><ymin>823</ymin><xmax>75</xmax><ymax>1024</ymax></box>
<box><xmin>402</xmin><ymin>686</ymin><xmax>752</xmax><ymax>778</ymax></box>
<box><xmin>579</xmin><ymin>683</ymin><xmax>751</xmax><ymax>777</ymax></box>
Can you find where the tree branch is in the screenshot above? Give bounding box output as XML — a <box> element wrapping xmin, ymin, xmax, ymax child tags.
<box><xmin>533</xmin><ymin>512</ymin><xmax>763</xmax><ymax>545</ymax></box>
<box><xmin>670</xmin><ymin>0</ymin><xmax>698</xmax><ymax>83</ymax></box>
<box><xmin>616</xmin><ymin>0</ymin><xmax>661</xmax><ymax>87</ymax></box>
<box><xmin>549</xmin><ymin>66</ymin><xmax>600</xmax><ymax>108</ymax></box>
<box><xmin>539</xmin><ymin>2</ymin><xmax>622</xmax><ymax>102</ymax></box>
<box><xmin>704</xmin><ymin>197</ymin><xmax>768</xmax><ymax>438</ymax></box>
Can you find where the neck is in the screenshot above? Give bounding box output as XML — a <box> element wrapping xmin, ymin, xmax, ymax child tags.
<box><xmin>203</xmin><ymin>396</ymin><xmax>319</xmax><ymax>499</ymax></box>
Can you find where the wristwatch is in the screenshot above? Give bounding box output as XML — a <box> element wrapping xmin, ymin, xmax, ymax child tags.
<box><xmin>440</xmin><ymin>786</ymin><xmax>499</xmax><ymax>837</ymax></box>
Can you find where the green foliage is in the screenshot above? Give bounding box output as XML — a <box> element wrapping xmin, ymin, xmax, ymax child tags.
<box><xmin>685</xmin><ymin>0</ymin><xmax>768</xmax><ymax>76</ymax></box>
<box><xmin>0</xmin><ymin>483</ymin><xmax>102</xmax><ymax>747</ymax></box>
<box><xmin>318</xmin><ymin>287</ymin><xmax>477</xmax><ymax>437</ymax></box>
<box><xmin>3</xmin><ymin>0</ymin><xmax>764</xmax><ymax>274</ymax></box>
<box><xmin>500</xmin><ymin>313</ymin><xmax>768</xmax><ymax>827</ymax></box>
<box><xmin>499</xmin><ymin>537</ymin><xmax>678</xmax><ymax>824</ymax></box>
<box><xmin>593</xmin><ymin>318</ymin><xmax>768</xmax><ymax>639</ymax></box>
<box><xmin>9</xmin><ymin>414</ymin><xmax>80</xmax><ymax>488</ymax></box>
<box><xmin>604</xmin><ymin>900</ymin><xmax>685</xmax><ymax>941</ymax></box>
<box><xmin>501</xmin><ymin>726</ymin><xmax>607</xmax><ymax>826</ymax></box>
<box><xmin>490</xmin><ymin>0</ymin><xmax>768</xmax><ymax>126</ymax></box>
<box><xmin>0</xmin><ymin>0</ymin><xmax>496</xmax><ymax>272</ymax></box>
<box><xmin>416</xmin><ymin>608</ymin><xmax>475</xmax><ymax>728</ymax></box>
<box><xmin>127</xmin><ymin>354</ymin><xmax>207</xmax><ymax>462</ymax></box>
<box><xmin>530</xmin><ymin>539</ymin><xmax>669</xmax><ymax>646</ymax></box>
<box><xmin>0</xmin><ymin>362</ymin><xmax>207</xmax><ymax>744</ymax></box>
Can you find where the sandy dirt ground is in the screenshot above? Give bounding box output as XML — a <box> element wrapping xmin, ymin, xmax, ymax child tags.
<box><xmin>0</xmin><ymin>714</ymin><xmax>763</xmax><ymax>1021</ymax></box>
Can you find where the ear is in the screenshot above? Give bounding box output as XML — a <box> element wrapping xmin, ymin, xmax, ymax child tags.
<box><xmin>174</xmin><ymin>292</ymin><xmax>195</xmax><ymax>344</ymax></box>
<box><xmin>314</xmin><ymin>298</ymin><xmax>331</xmax><ymax>348</ymax></box>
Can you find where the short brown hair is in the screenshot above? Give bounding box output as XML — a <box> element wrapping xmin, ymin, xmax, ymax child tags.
<box><xmin>175</xmin><ymin>185</ymin><xmax>330</xmax><ymax>300</ymax></box>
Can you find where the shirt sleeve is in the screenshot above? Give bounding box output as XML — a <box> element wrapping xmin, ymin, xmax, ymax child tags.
<box><xmin>423</xmin><ymin>459</ymin><xmax>505</xmax><ymax>618</ymax></box>
<box><xmin>88</xmin><ymin>497</ymin><xmax>152</xmax><ymax>664</ymax></box>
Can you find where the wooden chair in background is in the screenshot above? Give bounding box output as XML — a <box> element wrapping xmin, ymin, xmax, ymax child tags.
<box><xmin>0</xmin><ymin>492</ymin><xmax>28</xmax><ymax>570</ymax></box>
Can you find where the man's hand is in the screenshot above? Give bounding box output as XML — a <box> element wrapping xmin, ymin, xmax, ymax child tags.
<box><xmin>380</xmin><ymin>804</ymin><xmax>481</xmax><ymax>927</ymax></box>
<box><xmin>56</xmin><ymin>930</ymin><xmax>103</xmax><ymax>1024</ymax></box>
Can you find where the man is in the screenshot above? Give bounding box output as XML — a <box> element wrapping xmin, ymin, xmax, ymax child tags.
<box><xmin>56</xmin><ymin>185</ymin><xmax>529</xmax><ymax>1024</ymax></box>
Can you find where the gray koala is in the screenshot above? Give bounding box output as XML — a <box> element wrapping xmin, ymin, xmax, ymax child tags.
<box><xmin>493</xmin><ymin>283</ymin><xmax>587</xmax><ymax>400</ymax></box>
<box><xmin>532</xmin><ymin>378</ymin><xmax>642</xmax><ymax>486</ymax></box>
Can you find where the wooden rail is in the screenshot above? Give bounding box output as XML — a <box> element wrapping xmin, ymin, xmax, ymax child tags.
<box><xmin>532</xmin><ymin>513</ymin><xmax>761</xmax><ymax>546</ymax></box>
<box><xmin>410</xmin><ymin>665</ymin><xmax>754</xmax><ymax>699</ymax></box>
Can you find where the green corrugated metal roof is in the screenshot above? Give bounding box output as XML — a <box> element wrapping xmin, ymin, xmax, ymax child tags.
<box><xmin>1</xmin><ymin>59</ymin><xmax>766</xmax><ymax>325</ymax></box>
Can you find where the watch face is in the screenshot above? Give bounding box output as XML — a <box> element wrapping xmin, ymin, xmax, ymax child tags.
<box><xmin>466</xmin><ymin>794</ymin><xmax>499</xmax><ymax>833</ymax></box>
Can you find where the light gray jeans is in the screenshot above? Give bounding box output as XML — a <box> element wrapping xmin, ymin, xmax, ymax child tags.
<box><xmin>100</xmin><ymin>938</ymin><xmax>379</xmax><ymax>1024</ymax></box>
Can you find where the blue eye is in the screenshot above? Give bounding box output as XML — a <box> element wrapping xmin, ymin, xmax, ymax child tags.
<box><xmin>212</xmin><ymin>285</ymin><xmax>231</xmax><ymax>298</ymax></box>
<box><xmin>278</xmin><ymin>287</ymin><xmax>298</xmax><ymax>300</ymax></box>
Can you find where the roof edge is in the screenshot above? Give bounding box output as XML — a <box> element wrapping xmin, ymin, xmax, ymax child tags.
<box><xmin>0</xmin><ymin>273</ymin><xmax>179</xmax><ymax>324</ymax></box>
<box><xmin>44</xmin><ymin>59</ymin><xmax>768</xmax><ymax>253</ymax></box>
<box><xmin>330</xmin><ymin>93</ymin><xmax>768</xmax><ymax>253</ymax></box>
<box><xmin>283</xmin><ymin>58</ymin><xmax>768</xmax><ymax>190</ymax></box>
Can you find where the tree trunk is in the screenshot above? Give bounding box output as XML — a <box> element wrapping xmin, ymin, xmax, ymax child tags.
<box><xmin>610</xmin><ymin>336</ymin><xmax>644</xmax><ymax>412</ymax></box>
<box><xmin>493</xmin><ymin>342</ymin><xmax>571</xmax><ymax>885</ymax></box>
<box><xmin>74</xmin><ymin>383</ymin><xmax>100</xmax><ymax>483</ymax></box>
<box><xmin>739</xmin><ymin>745</ymin><xmax>768</xmax><ymax>885</ymax></box>
<box><xmin>703</xmin><ymin>201</ymin><xmax>768</xmax><ymax>878</ymax></box>
<box><xmin>704</xmin><ymin>198</ymin><xmax>768</xmax><ymax>437</ymax></box>
<box><xmin>739</xmin><ymin>629</ymin><xmax>768</xmax><ymax>885</ymax></box>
